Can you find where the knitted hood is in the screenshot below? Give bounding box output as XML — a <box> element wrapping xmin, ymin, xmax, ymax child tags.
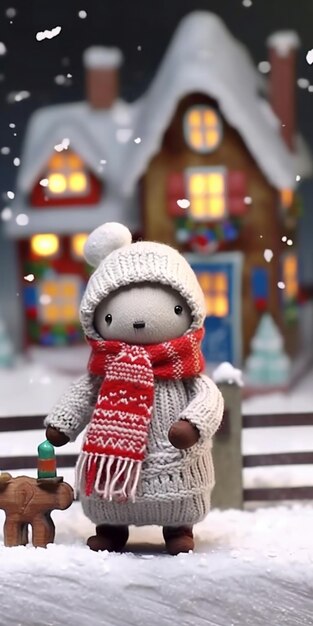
<box><xmin>79</xmin><ymin>222</ymin><xmax>206</xmax><ymax>340</ymax></box>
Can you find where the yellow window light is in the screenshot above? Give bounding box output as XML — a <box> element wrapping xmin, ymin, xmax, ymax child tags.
<box><xmin>281</xmin><ymin>188</ymin><xmax>293</xmax><ymax>209</ymax></box>
<box><xmin>190</xmin><ymin>130</ymin><xmax>203</xmax><ymax>149</ymax></box>
<box><xmin>208</xmin><ymin>197</ymin><xmax>225</xmax><ymax>218</ymax></box>
<box><xmin>42</xmin><ymin>281</ymin><xmax>58</xmax><ymax>297</ymax></box>
<box><xmin>61</xmin><ymin>281</ymin><xmax>78</xmax><ymax>298</ymax></box>
<box><xmin>190</xmin><ymin>174</ymin><xmax>206</xmax><ymax>195</ymax></box>
<box><xmin>198</xmin><ymin>273</ymin><xmax>212</xmax><ymax>293</ymax></box>
<box><xmin>48</xmin><ymin>173</ymin><xmax>67</xmax><ymax>194</ymax></box>
<box><xmin>71</xmin><ymin>233</ymin><xmax>88</xmax><ymax>259</ymax></box>
<box><xmin>205</xmin><ymin>130</ymin><xmax>219</xmax><ymax>148</ymax></box>
<box><xmin>188</xmin><ymin>109</ymin><xmax>202</xmax><ymax>126</ymax></box>
<box><xmin>49</xmin><ymin>154</ymin><xmax>66</xmax><ymax>170</ymax></box>
<box><xmin>205</xmin><ymin>296</ymin><xmax>215</xmax><ymax>316</ymax></box>
<box><xmin>68</xmin><ymin>153</ymin><xmax>84</xmax><ymax>169</ymax></box>
<box><xmin>61</xmin><ymin>305</ymin><xmax>77</xmax><ymax>321</ymax></box>
<box><xmin>203</xmin><ymin>109</ymin><xmax>218</xmax><ymax>126</ymax></box>
<box><xmin>68</xmin><ymin>172</ymin><xmax>87</xmax><ymax>193</ymax></box>
<box><xmin>191</xmin><ymin>198</ymin><xmax>206</xmax><ymax>218</ymax></box>
<box><xmin>214</xmin><ymin>273</ymin><xmax>228</xmax><ymax>293</ymax></box>
<box><xmin>43</xmin><ymin>305</ymin><xmax>60</xmax><ymax>323</ymax></box>
<box><xmin>207</xmin><ymin>173</ymin><xmax>224</xmax><ymax>194</ymax></box>
<box><xmin>213</xmin><ymin>296</ymin><xmax>229</xmax><ymax>317</ymax></box>
<box><xmin>31</xmin><ymin>234</ymin><xmax>59</xmax><ymax>257</ymax></box>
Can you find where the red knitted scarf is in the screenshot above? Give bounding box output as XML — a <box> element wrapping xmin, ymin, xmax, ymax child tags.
<box><xmin>76</xmin><ymin>328</ymin><xmax>204</xmax><ymax>502</ymax></box>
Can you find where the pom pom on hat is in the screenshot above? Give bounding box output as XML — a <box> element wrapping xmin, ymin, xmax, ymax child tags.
<box><xmin>84</xmin><ymin>222</ymin><xmax>132</xmax><ymax>268</ymax></box>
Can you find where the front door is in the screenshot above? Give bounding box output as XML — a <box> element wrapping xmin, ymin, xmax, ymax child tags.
<box><xmin>186</xmin><ymin>252</ymin><xmax>243</xmax><ymax>365</ymax></box>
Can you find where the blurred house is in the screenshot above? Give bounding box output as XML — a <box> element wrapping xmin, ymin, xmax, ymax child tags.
<box><xmin>4</xmin><ymin>12</ymin><xmax>312</xmax><ymax>375</ymax></box>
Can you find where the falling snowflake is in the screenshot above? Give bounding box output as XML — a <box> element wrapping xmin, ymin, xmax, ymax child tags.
<box><xmin>54</xmin><ymin>138</ymin><xmax>70</xmax><ymax>152</ymax></box>
<box><xmin>134</xmin><ymin>137</ymin><xmax>141</xmax><ymax>144</ymax></box>
<box><xmin>39</xmin><ymin>178</ymin><xmax>49</xmax><ymax>187</ymax></box>
<box><xmin>36</xmin><ymin>26</ymin><xmax>62</xmax><ymax>42</ymax></box>
<box><xmin>287</xmin><ymin>239</ymin><xmax>293</xmax><ymax>246</ymax></box>
<box><xmin>16</xmin><ymin>213</ymin><xmax>29</xmax><ymax>226</ymax></box>
<box><xmin>282</xmin><ymin>236</ymin><xmax>287</xmax><ymax>242</ymax></box>
<box><xmin>13</xmin><ymin>157</ymin><xmax>20</xmax><ymax>166</ymax></box>
<box><xmin>264</xmin><ymin>249</ymin><xmax>273</xmax><ymax>263</ymax></box>
<box><xmin>9</xmin><ymin>122</ymin><xmax>16</xmax><ymax>128</ymax></box>
<box><xmin>296</xmin><ymin>175</ymin><xmax>301</xmax><ymax>182</ymax></box>
<box><xmin>7</xmin><ymin>90</ymin><xmax>31</xmax><ymax>103</ymax></box>
<box><xmin>24</xmin><ymin>274</ymin><xmax>35</xmax><ymax>282</ymax></box>
<box><xmin>244</xmin><ymin>196</ymin><xmax>252</xmax><ymax>205</ymax></box>
<box><xmin>1</xmin><ymin>147</ymin><xmax>10</xmax><ymax>155</ymax></box>
<box><xmin>5</xmin><ymin>8</ymin><xmax>16</xmax><ymax>18</ymax></box>
<box><xmin>0</xmin><ymin>42</ymin><xmax>7</xmax><ymax>55</ymax></box>
<box><xmin>7</xmin><ymin>190</ymin><xmax>14</xmax><ymax>199</ymax></box>
<box><xmin>176</xmin><ymin>199</ymin><xmax>190</xmax><ymax>209</ymax></box>
<box><xmin>297</xmin><ymin>78</ymin><xmax>309</xmax><ymax>89</ymax></box>
<box><xmin>137</xmin><ymin>45</ymin><xmax>142</xmax><ymax>51</ymax></box>
<box><xmin>306</xmin><ymin>49</ymin><xmax>313</xmax><ymax>65</ymax></box>
<box><xmin>242</xmin><ymin>0</ymin><xmax>252</xmax><ymax>6</ymax></box>
<box><xmin>277</xmin><ymin>281</ymin><xmax>285</xmax><ymax>290</ymax></box>
<box><xmin>1</xmin><ymin>207</ymin><xmax>12</xmax><ymax>221</ymax></box>
<box><xmin>78</xmin><ymin>10</ymin><xmax>87</xmax><ymax>18</ymax></box>
<box><xmin>258</xmin><ymin>61</ymin><xmax>271</xmax><ymax>74</ymax></box>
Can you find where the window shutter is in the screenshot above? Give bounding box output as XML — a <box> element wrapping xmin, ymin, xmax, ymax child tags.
<box><xmin>167</xmin><ymin>172</ymin><xmax>186</xmax><ymax>217</ymax></box>
<box><xmin>227</xmin><ymin>170</ymin><xmax>248</xmax><ymax>216</ymax></box>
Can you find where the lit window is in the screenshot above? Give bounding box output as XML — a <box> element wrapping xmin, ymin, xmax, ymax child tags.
<box><xmin>45</xmin><ymin>151</ymin><xmax>90</xmax><ymax>197</ymax></box>
<box><xmin>186</xmin><ymin>168</ymin><xmax>226</xmax><ymax>221</ymax></box>
<box><xmin>31</xmin><ymin>234</ymin><xmax>60</xmax><ymax>257</ymax></box>
<box><xmin>280</xmin><ymin>188</ymin><xmax>294</xmax><ymax>209</ymax></box>
<box><xmin>184</xmin><ymin>106</ymin><xmax>222</xmax><ymax>153</ymax></box>
<box><xmin>282</xmin><ymin>254</ymin><xmax>298</xmax><ymax>300</ymax></box>
<box><xmin>71</xmin><ymin>233</ymin><xmax>88</xmax><ymax>259</ymax></box>
<box><xmin>197</xmin><ymin>271</ymin><xmax>229</xmax><ymax>317</ymax></box>
<box><xmin>38</xmin><ymin>276</ymin><xmax>82</xmax><ymax>324</ymax></box>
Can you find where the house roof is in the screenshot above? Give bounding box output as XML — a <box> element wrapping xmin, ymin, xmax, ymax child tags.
<box><xmin>123</xmin><ymin>11</ymin><xmax>305</xmax><ymax>193</ymax></box>
<box><xmin>8</xmin><ymin>11</ymin><xmax>311</xmax><ymax>238</ymax></box>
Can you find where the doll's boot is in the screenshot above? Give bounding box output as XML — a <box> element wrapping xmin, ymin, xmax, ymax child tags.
<box><xmin>163</xmin><ymin>525</ymin><xmax>194</xmax><ymax>555</ymax></box>
<box><xmin>87</xmin><ymin>524</ymin><xmax>129</xmax><ymax>552</ymax></box>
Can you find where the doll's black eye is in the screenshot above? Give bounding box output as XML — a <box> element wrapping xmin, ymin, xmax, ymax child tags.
<box><xmin>174</xmin><ymin>305</ymin><xmax>183</xmax><ymax>315</ymax></box>
<box><xmin>105</xmin><ymin>314</ymin><xmax>112</xmax><ymax>325</ymax></box>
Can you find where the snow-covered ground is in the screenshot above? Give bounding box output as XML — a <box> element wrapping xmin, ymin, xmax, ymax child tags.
<box><xmin>0</xmin><ymin>359</ymin><xmax>313</xmax><ymax>624</ymax></box>
<box><xmin>0</xmin><ymin>503</ymin><xmax>313</xmax><ymax>626</ymax></box>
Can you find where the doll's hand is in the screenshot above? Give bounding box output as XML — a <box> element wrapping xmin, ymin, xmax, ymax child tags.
<box><xmin>46</xmin><ymin>426</ymin><xmax>70</xmax><ymax>447</ymax></box>
<box><xmin>168</xmin><ymin>420</ymin><xmax>200</xmax><ymax>449</ymax></box>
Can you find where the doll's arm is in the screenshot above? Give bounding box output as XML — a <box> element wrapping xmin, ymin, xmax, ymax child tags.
<box><xmin>180</xmin><ymin>374</ymin><xmax>224</xmax><ymax>441</ymax></box>
<box><xmin>44</xmin><ymin>373</ymin><xmax>102</xmax><ymax>443</ymax></box>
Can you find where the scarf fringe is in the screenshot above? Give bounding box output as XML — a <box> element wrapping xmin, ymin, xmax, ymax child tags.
<box><xmin>75</xmin><ymin>452</ymin><xmax>142</xmax><ymax>503</ymax></box>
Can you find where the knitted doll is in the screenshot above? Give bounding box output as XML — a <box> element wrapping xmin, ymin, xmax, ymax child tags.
<box><xmin>45</xmin><ymin>222</ymin><xmax>224</xmax><ymax>555</ymax></box>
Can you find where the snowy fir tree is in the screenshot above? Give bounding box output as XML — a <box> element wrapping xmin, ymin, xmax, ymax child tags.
<box><xmin>245</xmin><ymin>313</ymin><xmax>291</xmax><ymax>387</ymax></box>
<box><xmin>0</xmin><ymin>317</ymin><xmax>14</xmax><ymax>368</ymax></box>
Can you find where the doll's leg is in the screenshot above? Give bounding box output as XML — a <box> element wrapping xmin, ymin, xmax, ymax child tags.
<box><xmin>87</xmin><ymin>524</ymin><xmax>129</xmax><ymax>552</ymax></box>
<box><xmin>162</xmin><ymin>525</ymin><xmax>194</xmax><ymax>555</ymax></box>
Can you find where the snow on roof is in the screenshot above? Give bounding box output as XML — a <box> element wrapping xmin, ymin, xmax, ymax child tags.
<box><xmin>267</xmin><ymin>30</ymin><xmax>300</xmax><ymax>56</ymax></box>
<box><xmin>14</xmin><ymin>10</ymin><xmax>305</xmax><ymax>219</ymax></box>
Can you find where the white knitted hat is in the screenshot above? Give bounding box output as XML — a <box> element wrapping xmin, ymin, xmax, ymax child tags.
<box><xmin>80</xmin><ymin>222</ymin><xmax>206</xmax><ymax>339</ymax></box>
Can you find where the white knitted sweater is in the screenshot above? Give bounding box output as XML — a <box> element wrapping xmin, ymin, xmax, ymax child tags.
<box><xmin>45</xmin><ymin>373</ymin><xmax>223</xmax><ymax>527</ymax></box>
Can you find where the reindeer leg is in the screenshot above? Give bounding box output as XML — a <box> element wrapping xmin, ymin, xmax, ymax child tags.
<box><xmin>21</xmin><ymin>523</ymin><xmax>29</xmax><ymax>545</ymax></box>
<box><xmin>32</xmin><ymin>513</ymin><xmax>55</xmax><ymax>548</ymax></box>
<box><xmin>3</xmin><ymin>516</ymin><xmax>25</xmax><ymax>547</ymax></box>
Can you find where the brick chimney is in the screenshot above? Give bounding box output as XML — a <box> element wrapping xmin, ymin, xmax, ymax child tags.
<box><xmin>83</xmin><ymin>46</ymin><xmax>123</xmax><ymax>109</ymax></box>
<box><xmin>267</xmin><ymin>31</ymin><xmax>300</xmax><ymax>151</ymax></box>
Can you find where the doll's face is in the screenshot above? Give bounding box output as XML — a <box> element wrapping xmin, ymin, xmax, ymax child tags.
<box><xmin>94</xmin><ymin>283</ymin><xmax>192</xmax><ymax>344</ymax></box>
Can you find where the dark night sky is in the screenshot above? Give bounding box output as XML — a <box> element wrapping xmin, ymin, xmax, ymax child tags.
<box><xmin>0</xmin><ymin>0</ymin><xmax>313</xmax><ymax>199</ymax></box>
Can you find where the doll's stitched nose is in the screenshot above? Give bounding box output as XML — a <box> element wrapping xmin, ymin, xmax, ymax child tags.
<box><xmin>133</xmin><ymin>321</ymin><xmax>146</xmax><ymax>329</ymax></box>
